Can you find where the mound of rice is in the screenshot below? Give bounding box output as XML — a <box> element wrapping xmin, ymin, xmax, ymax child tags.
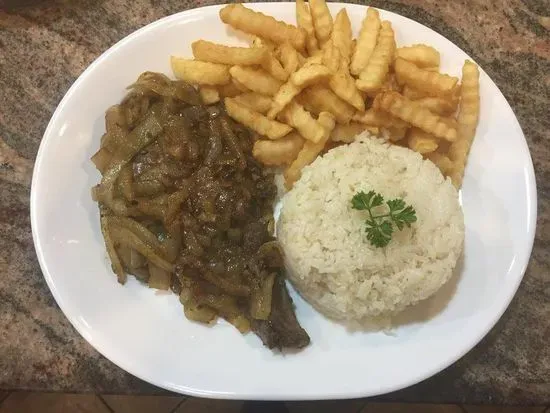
<box><xmin>277</xmin><ymin>135</ymin><xmax>464</xmax><ymax>322</ymax></box>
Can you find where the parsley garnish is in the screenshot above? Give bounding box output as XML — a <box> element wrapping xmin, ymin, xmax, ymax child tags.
<box><xmin>351</xmin><ymin>190</ymin><xmax>417</xmax><ymax>248</ymax></box>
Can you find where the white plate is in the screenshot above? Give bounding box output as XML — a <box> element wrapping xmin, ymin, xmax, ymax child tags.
<box><xmin>30</xmin><ymin>2</ymin><xmax>537</xmax><ymax>400</ymax></box>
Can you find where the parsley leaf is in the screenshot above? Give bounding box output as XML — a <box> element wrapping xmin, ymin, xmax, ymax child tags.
<box><xmin>351</xmin><ymin>191</ymin><xmax>417</xmax><ymax>248</ymax></box>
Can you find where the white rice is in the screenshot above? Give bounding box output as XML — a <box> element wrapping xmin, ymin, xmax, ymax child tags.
<box><xmin>277</xmin><ymin>135</ymin><xmax>464</xmax><ymax>322</ymax></box>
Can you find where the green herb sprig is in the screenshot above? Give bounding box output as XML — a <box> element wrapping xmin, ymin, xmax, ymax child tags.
<box><xmin>351</xmin><ymin>190</ymin><xmax>417</xmax><ymax>248</ymax></box>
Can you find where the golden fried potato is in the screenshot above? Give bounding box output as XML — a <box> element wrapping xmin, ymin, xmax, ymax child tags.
<box><xmin>328</xmin><ymin>65</ymin><xmax>365</xmax><ymax>111</ymax></box>
<box><xmin>309</xmin><ymin>0</ymin><xmax>333</xmax><ymax>47</ymax></box>
<box><xmin>229</xmin><ymin>65</ymin><xmax>283</xmax><ymax>96</ymax></box>
<box><xmin>394</xmin><ymin>58</ymin><xmax>459</xmax><ymax>97</ymax></box>
<box><xmin>253</xmin><ymin>132</ymin><xmax>304</xmax><ymax>165</ymax></box>
<box><xmin>171</xmin><ymin>57</ymin><xmax>230</xmax><ymax>85</ymax></box>
<box><xmin>448</xmin><ymin>60</ymin><xmax>480</xmax><ymax>187</ymax></box>
<box><xmin>219</xmin><ymin>4</ymin><xmax>306</xmax><ymax>52</ymax></box>
<box><xmin>199</xmin><ymin>85</ymin><xmax>220</xmax><ymax>104</ymax></box>
<box><xmin>414</xmin><ymin>96</ymin><xmax>457</xmax><ymax>116</ymax></box>
<box><xmin>299</xmin><ymin>85</ymin><xmax>354</xmax><ymax>124</ymax></box>
<box><xmin>277</xmin><ymin>43</ymin><xmax>302</xmax><ymax>75</ymax></box>
<box><xmin>427</xmin><ymin>152</ymin><xmax>454</xmax><ymax>175</ymax></box>
<box><xmin>192</xmin><ymin>40</ymin><xmax>268</xmax><ymax>65</ymax></box>
<box><xmin>332</xmin><ymin>9</ymin><xmax>353</xmax><ymax>59</ymax></box>
<box><xmin>233</xmin><ymin>92</ymin><xmax>274</xmax><ymax>115</ymax></box>
<box><xmin>296</xmin><ymin>0</ymin><xmax>319</xmax><ymax>55</ymax></box>
<box><xmin>350</xmin><ymin>8</ymin><xmax>381</xmax><ymax>76</ymax></box>
<box><xmin>330</xmin><ymin>121</ymin><xmax>368</xmax><ymax>143</ymax></box>
<box><xmin>268</xmin><ymin>82</ymin><xmax>301</xmax><ymax>119</ymax></box>
<box><xmin>267</xmin><ymin>63</ymin><xmax>331</xmax><ymax>119</ymax></box>
<box><xmin>280</xmin><ymin>101</ymin><xmax>327</xmax><ymax>143</ymax></box>
<box><xmin>291</xmin><ymin>63</ymin><xmax>333</xmax><ymax>87</ymax></box>
<box><xmin>252</xmin><ymin>36</ymin><xmax>276</xmax><ymax>51</ymax></box>
<box><xmin>356</xmin><ymin>21</ymin><xmax>396</xmax><ymax>93</ymax></box>
<box><xmin>284</xmin><ymin>112</ymin><xmax>335</xmax><ymax>188</ymax></box>
<box><xmin>225</xmin><ymin>97</ymin><xmax>292</xmax><ymax>139</ymax></box>
<box><xmin>322</xmin><ymin>39</ymin><xmax>341</xmax><ymax>72</ymax></box>
<box><xmin>402</xmin><ymin>85</ymin><xmax>428</xmax><ymax>100</ymax></box>
<box><xmin>396</xmin><ymin>44</ymin><xmax>441</xmax><ymax>68</ymax></box>
<box><xmin>374</xmin><ymin>91</ymin><xmax>457</xmax><ymax>141</ymax></box>
<box><xmin>386</xmin><ymin>125</ymin><xmax>408</xmax><ymax>142</ymax></box>
<box><xmin>353</xmin><ymin>108</ymin><xmax>408</xmax><ymax>129</ymax></box>
<box><xmin>218</xmin><ymin>80</ymin><xmax>245</xmax><ymax>97</ymax></box>
<box><xmin>407</xmin><ymin>128</ymin><xmax>439</xmax><ymax>153</ymax></box>
<box><xmin>262</xmin><ymin>51</ymin><xmax>289</xmax><ymax>82</ymax></box>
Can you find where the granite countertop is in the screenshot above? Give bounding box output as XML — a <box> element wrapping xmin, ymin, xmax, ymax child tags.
<box><xmin>0</xmin><ymin>0</ymin><xmax>548</xmax><ymax>405</ymax></box>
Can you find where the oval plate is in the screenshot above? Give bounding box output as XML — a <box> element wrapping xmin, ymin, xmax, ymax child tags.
<box><xmin>31</xmin><ymin>2</ymin><xmax>536</xmax><ymax>400</ymax></box>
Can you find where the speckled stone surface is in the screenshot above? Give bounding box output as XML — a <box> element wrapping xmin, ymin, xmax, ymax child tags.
<box><xmin>0</xmin><ymin>0</ymin><xmax>548</xmax><ymax>405</ymax></box>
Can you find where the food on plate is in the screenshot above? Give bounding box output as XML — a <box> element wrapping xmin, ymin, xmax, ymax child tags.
<box><xmin>219</xmin><ymin>3</ymin><xmax>306</xmax><ymax>52</ymax></box>
<box><xmin>396</xmin><ymin>44</ymin><xmax>440</xmax><ymax>68</ymax></box>
<box><xmin>394</xmin><ymin>58</ymin><xmax>458</xmax><ymax>97</ymax></box>
<box><xmin>278</xmin><ymin>136</ymin><xmax>464</xmax><ymax>321</ymax></box>
<box><xmin>356</xmin><ymin>21</ymin><xmax>396</xmax><ymax>93</ymax></box>
<box><xmin>192</xmin><ymin>40</ymin><xmax>269</xmax><ymax>66</ymax></box>
<box><xmin>350</xmin><ymin>7</ymin><xmax>381</xmax><ymax>76</ymax></box>
<box><xmin>309</xmin><ymin>0</ymin><xmax>333</xmax><ymax>47</ymax></box>
<box><xmin>170</xmin><ymin>57</ymin><xmax>230</xmax><ymax>85</ymax></box>
<box><xmin>93</xmin><ymin>2</ymin><xmax>484</xmax><ymax>352</ymax></box>
<box><xmin>296</xmin><ymin>0</ymin><xmax>319</xmax><ymax>55</ymax></box>
<box><xmin>224</xmin><ymin>97</ymin><xmax>292</xmax><ymax>139</ymax></box>
<box><xmin>448</xmin><ymin>60</ymin><xmax>480</xmax><ymax>187</ymax></box>
<box><xmin>91</xmin><ymin>71</ymin><xmax>309</xmax><ymax>349</ymax></box>
<box><xmin>168</xmin><ymin>2</ymin><xmax>481</xmax><ymax>189</ymax></box>
<box><xmin>228</xmin><ymin>65</ymin><xmax>283</xmax><ymax>96</ymax></box>
<box><xmin>374</xmin><ymin>91</ymin><xmax>457</xmax><ymax>141</ymax></box>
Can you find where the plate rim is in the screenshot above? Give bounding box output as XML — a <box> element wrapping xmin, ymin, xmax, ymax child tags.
<box><xmin>30</xmin><ymin>2</ymin><xmax>538</xmax><ymax>400</ymax></box>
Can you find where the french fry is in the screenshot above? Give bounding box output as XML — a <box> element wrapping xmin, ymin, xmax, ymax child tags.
<box><xmin>268</xmin><ymin>63</ymin><xmax>332</xmax><ymax>119</ymax></box>
<box><xmin>353</xmin><ymin>108</ymin><xmax>408</xmax><ymax>129</ymax></box>
<box><xmin>192</xmin><ymin>40</ymin><xmax>268</xmax><ymax>65</ymax></box>
<box><xmin>296</xmin><ymin>0</ymin><xmax>319</xmax><ymax>55</ymax></box>
<box><xmin>350</xmin><ymin>8</ymin><xmax>381</xmax><ymax>76</ymax></box>
<box><xmin>427</xmin><ymin>152</ymin><xmax>454</xmax><ymax>175</ymax></box>
<box><xmin>332</xmin><ymin>9</ymin><xmax>353</xmax><ymax>59</ymax></box>
<box><xmin>220</xmin><ymin>4</ymin><xmax>306</xmax><ymax>52</ymax></box>
<box><xmin>280</xmin><ymin>101</ymin><xmax>327</xmax><ymax>143</ymax></box>
<box><xmin>386</xmin><ymin>125</ymin><xmax>408</xmax><ymax>141</ymax></box>
<box><xmin>262</xmin><ymin>51</ymin><xmax>289</xmax><ymax>82</ymax></box>
<box><xmin>171</xmin><ymin>57</ymin><xmax>230</xmax><ymax>85</ymax></box>
<box><xmin>322</xmin><ymin>39</ymin><xmax>341</xmax><ymax>72</ymax></box>
<box><xmin>284</xmin><ymin>112</ymin><xmax>335</xmax><ymax>188</ymax></box>
<box><xmin>402</xmin><ymin>85</ymin><xmax>428</xmax><ymax>100</ymax></box>
<box><xmin>253</xmin><ymin>132</ymin><xmax>304</xmax><ymax>165</ymax></box>
<box><xmin>218</xmin><ymin>80</ymin><xmax>244</xmax><ymax>97</ymax></box>
<box><xmin>394</xmin><ymin>58</ymin><xmax>459</xmax><ymax>97</ymax></box>
<box><xmin>252</xmin><ymin>36</ymin><xmax>276</xmax><ymax>51</ymax></box>
<box><xmin>229</xmin><ymin>65</ymin><xmax>283</xmax><ymax>96</ymax></box>
<box><xmin>396</xmin><ymin>44</ymin><xmax>441</xmax><ymax>68</ymax></box>
<box><xmin>199</xmin><ymin>86</ymin><xmax>220</xmax><ymax>104</ymax></box>
<box><xmin>225</xmin><ymin>97</ymin><xmax>292</xmax><ymax>140</ymax></box>
<box><xmin>268</xmin><ymin>82</ymin><xmax>301</xmax><ymax>119</ymax></box>
<box><xmin>277</xmin><ymin>43</ymin><xmax>302</xmax><ymax>75</ymax></box>
<box><xmin>233</xmin><ymin>92</ymin><xmax>274</xmax><ymax>115</ymax></box>
<box><xmin>291</xmin><ymin>64</ymin><xmax>333</xmax><ymax>87</ymax></box>
<box><xmin>356</xmin><ymin>21</ymin><xmax>396</xmax><ymax>93</ymax></box>
<box><xmin>299</xmin><ymin>85</ymin><xmax>354</xmax><ymax>124</ymax></box>
<box><xmin>374</xmin><ymin>91</ymin><xmax>457</xmax><ymax>141</ymax></box>
<box><xmin>309</xmin><ymin>0</ymin><xmax>333</xmax><ymax>47</ymax></box>
<box><xmin>414</xmin><ymin>96</ymin><xmax>457</xmax><ymax>116</ymax></box>
<box><xmin>329</xmin><ymin>65</ymin><xmax>365</xmax><ymax>111</ymax></box>
<box><xmin>407</xmin><ymin>128</ymin><xmax>439</xmax><ymax>153</ymax></box>
<box><xmin>448</xmin><ymin>60</ymin><xmax>480</xmax><ymax>187</ymax></box>
<box><xmin>330</xmin><ymin>122</ymin><xmax>368</xmax><ymax>143</ymax></box>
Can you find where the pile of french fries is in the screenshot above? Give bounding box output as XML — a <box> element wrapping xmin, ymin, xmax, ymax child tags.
<box><xmin>171</xmin><ymin>1</ymin><xmax>480</xmax><ymax>189</ymax></box>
